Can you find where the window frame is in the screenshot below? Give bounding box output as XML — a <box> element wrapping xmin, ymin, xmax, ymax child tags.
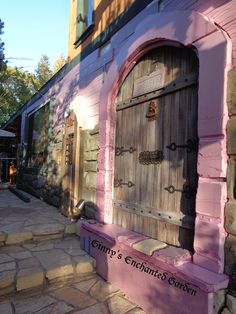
<box><xmin>26</xmin><ymin>102</ymin><xmax>50</xmax><ymax>169</ymax></box>
<box><xmin>74</xmin><ymin>0</ymin><xmax>95</xmax><ymax>46</ymax></box>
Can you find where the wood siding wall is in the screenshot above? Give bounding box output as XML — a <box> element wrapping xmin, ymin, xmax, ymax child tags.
<box><xmin>68</xmin><ymin>0</ymin><xmax>135</xmax><ymax>60</ymax></box>
<box><xmin>68</xmin><ymin>0</ymin><xmax>236</xmax><ymax>67</ymax></box>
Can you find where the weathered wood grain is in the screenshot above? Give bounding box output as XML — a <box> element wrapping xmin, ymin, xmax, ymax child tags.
<box><xmin>113</xmin><ymin>46</ymin><xmax>198</xmax><ymax>250</ymax></box>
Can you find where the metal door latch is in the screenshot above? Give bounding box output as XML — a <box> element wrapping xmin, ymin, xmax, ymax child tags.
<box><xmin>114</xmin><ymin>179</ymin><xmax>135</xmax><ymax>188</ymax></box>
<box><xmin>115</xmin><ymin>147</ymin><xmax>136</xmax><ymax>156</ymax></box>
<box><xmin>164</xmin><ymin>185</ymin><xmax>196</xmax><ymax>198</ymax></box>
<box><xmin>166</xmin><ymin>139</ymin><xmax>198</xmax><ymax>153</ymax></box>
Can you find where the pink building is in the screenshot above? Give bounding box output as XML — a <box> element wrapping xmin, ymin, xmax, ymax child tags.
<box><xmin>4</xmin><ymin>1</ymin><xmax>236</xmax><ymax>313</ymax></box>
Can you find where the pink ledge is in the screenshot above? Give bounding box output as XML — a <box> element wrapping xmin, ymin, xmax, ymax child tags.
<box><xmin>80</xmin><ymin>222</ymin><xmax>228</xmax><ymax>314</ymax></box>
<box><xmin>198</xmin><ymin>137</ymin><xmax>227</xmax><ymax>178</ymax></box>
<box><xmin>81</xmin><ymin>221</ymin><xmax>228</xmax><ymax>293</ymax></box>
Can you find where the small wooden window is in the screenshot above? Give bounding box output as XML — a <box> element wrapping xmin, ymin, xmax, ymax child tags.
<box><xmin>75</xmin><ymin>0</ymin><xmax>94</xmax><ymax>44</ymax></box>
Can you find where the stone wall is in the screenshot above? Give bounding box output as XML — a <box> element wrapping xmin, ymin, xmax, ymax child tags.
<box><xmin>223</xmin><ymin>68</ymin><xmax>236</xmax><ymax>313</ymax></box>
<box><xmin>17</xmin><ymin>124</ymin><xmax>64</xmax><ymax>208</ymax></box>
<box><xmin>79</xmin><ymin>125</ymin><xmax>99</xmax><ymax>205</ymax></box>
<box><xmin>17</xmin><ymin>125</ymin><xmax>99</xmax><ymax>210</ymax></box>
<box><xmin>17</xmin><ymin>166</ymin><xmax>62</xmax><ymax>208</ymax></box>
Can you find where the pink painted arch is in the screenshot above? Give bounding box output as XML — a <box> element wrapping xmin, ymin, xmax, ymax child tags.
<box><xmin>96</xmin><ymin>10</ymin><xmax>232</xmax><ymax>274</ymax></box>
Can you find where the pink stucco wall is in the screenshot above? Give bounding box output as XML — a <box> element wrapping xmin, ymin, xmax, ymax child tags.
<box><xmin>19</xmin><ymin>0</ymin><xmax>234</xmax><ymax>275</ymax></box>
<box><xmin>20</xmin><ymin>0</ymin><xmax>235</xmax><ymax>293</ymax></box>
<box><xmin>96</xmin><ymin>7</ymin><xmax>231</xmax><ymax>277</ymax></box>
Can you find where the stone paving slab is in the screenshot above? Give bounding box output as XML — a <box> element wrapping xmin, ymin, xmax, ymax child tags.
<box><xmin>0</xmin><ymin>302</ymin><xmax>13</xmax><ymax>314</ymax></box>
<box><xmin>0</xmin><ymin>273</ymin><xmax>146</xmax><ymax>314</ymax></box>
<box><xmin>0</xmin><ymin>236</ymin><xmax>96</xmax><ymax>295</ymax></box>
<box><xmin>0</xmin><ymin>189</ymin><xmax>146</xmax><ymax>313</ymax></box>
<box><xmin>0</xmin><ymin>190</ymin><xmax>76</xmax><ymax>246</ymax></box>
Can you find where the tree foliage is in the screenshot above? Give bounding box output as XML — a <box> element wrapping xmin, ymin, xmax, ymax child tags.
<box><xmin>0</xmin><ymin>66</ymin><xmax>38</xmax><ymax>125</ymax></box>
<box><xmin>35</xmin><ymin>54</ymin><xmax>53</xmax><ymax>88</ymax></box>
<box><xmin>0</xmin><ymin>19</ymin><xmax>6</xmax><ymax>72</ymax></box>
<box><xmin>0</xmin><ymin>50</ymin><xmax>67</xmax><ymax>126</ymax></box>
<box><xmin>53</xmin><ymin>54</ymin><xmax>66</xmax><ymax>75</ymax></box>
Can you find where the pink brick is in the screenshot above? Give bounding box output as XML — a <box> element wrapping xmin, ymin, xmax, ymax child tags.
<box><xmin>195</xmin><ymin>31</ymin><xmax>229</xmax><ymax>137</ymax></box>
<box><xmin>97</xmin><ymin>147</ymin><xmax>114</xmax><ymax>172</ymax></box>
<box><xmin>99</xmin><ymin>119</ymin><xmax>115</xmax><ymax>148</ymax></box>
<box><xmin>194</xmin><ymin>218</ymin><xmax>227</xmax><ymax>263</ymax></box>
<box><xmin>198</xmin><ymin>137</ymin><xmax>227</xmax><ymax>177</ymax></box>
<box><xmin>96</xmin><ymin>170</ymin><xmax>113</xmax><ymax>192</ymax></box>
<box><xmin>196</xmin><ymin>178</ymin><xmax>227</xmax><ymax>219</ymax></box>
<box><xmin>96</xmin><ymin>190</ymin><xmax>113</xmax><ymax>223</ymax></box>
<box><xmin>194</xmin><ymin>253</ymin><xmax>223</xmax><ymax>274</ymax></box>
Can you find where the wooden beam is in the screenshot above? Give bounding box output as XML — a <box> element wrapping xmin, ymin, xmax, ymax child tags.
<box><xmin>113</xmin><ymin>200</ymin><xmax>195</xmax><ymax>229</ymax></box>
<box><xmin>116</xmin><ymin>73</ymin><xmax>198</xmax><ymax>111</ymax></box>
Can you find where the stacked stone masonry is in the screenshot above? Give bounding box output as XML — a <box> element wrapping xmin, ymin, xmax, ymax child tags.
<box><xmin>80</xmin><ymin>126</ymin><xmax>99</xmax><ymax>204</ymax></box>
<box><xmin>224</xmin><ymin>68</ymin><xmax>236</xmax><ymax>312</ymax></box>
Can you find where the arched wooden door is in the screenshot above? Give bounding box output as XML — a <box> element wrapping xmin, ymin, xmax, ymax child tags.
<box><xmin>113</xmin><ymin>45</ymin><xmax>199</xmax><ymax>251</ymax></box>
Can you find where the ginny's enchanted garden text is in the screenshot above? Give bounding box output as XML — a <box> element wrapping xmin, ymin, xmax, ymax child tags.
<box><xmin>88</xmin><ymin>238</ymin><xmax>197</xmax><ymax>297</ymax></box>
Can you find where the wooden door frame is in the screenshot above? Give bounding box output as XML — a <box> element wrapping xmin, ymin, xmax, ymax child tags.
<box><xmin>61</xmin><ymin>110</ymin><xmax>80</xmax><ymax>217</ymax></box>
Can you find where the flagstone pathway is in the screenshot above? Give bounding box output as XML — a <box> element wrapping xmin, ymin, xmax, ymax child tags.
<box><xmin>0</xmin><ymin>190</ymin><xmax>145</xmax><ymax>313</ymax></box>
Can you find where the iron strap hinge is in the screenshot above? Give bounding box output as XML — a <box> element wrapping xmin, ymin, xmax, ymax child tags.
<box><xmin>114</xmin><ymin>179</ymin><xmax>135</xmax><ymax>188</ymax></box>
<box><xmin>164</xmin><ymin>185</ymin><xmax>196</xmax><ymax>199</ymax></box>
<box><xmin>115</xmin><ymin>146</ymin><xmax>136</xmax><ymax>156</ymax></box>
<box><xmin>166</xmin><ymin>139</ymin><xmax>198</xmax><ymax>153</ymax></box>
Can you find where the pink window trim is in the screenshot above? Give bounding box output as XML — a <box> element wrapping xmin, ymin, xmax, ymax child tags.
<box><xmin>96</xmin><ymin>10</ymin><xmax>232</xmax><ymax>274</ymax></box>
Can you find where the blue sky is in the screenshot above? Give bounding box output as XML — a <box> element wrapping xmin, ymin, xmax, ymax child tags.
<box><xmin>1</xmin><ymin>0</ymin><xmax>70</xmax><ymax>72</ymax></box>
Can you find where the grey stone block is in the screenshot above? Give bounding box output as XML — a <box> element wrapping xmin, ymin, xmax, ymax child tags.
<box><xmin>213</xmin><ymin>289</ymin><xmax>226</xmax><ymax>314</ymax></box>
<box><xmin>0</xmin><ymin>232</ymin><xmax>6</xmax><ymax>242</ymax></box>
<box><xmin>225</xmin><ymin>234</ymin><xmax>236</xmax><ymax>275</ymax></box>
<box><xmin>14</xmin><ymin>295</ymin><xmax>55</xmax><ymax>314</ymax></box>
<box><xmin>227</xmin><ymin>68</ymin><xmax>236</xmax><ymax>116</ymax></box>
<box><xmin>84</xmin><ymin>172</ymin><xmax>97</xmax><ymax>189</ymax></box>
<box><xmin>227</xmin><ymin>294</ymin><xmax>236</xmax><ymax>314</ymax></box>
<box><xmin>221</xmin><ymin>308</ymin><xmax>232</xmax><ymax>314</ymax></box>
<box><xmin>26</xmin><ymin>223</ymin><xmax>64</xmax><ymax>236</ymax></box>
<box><xmin>84</xmin><ymin>151</ymin><xmax>98</xmax><ymax>161</ymax></box>
<box><xmin>84</xmin><ymin>161</ymin><xmax>97</xmax><ymax>172</ymax></box>
<box><xmin>225</xmin><ymin>202</ymin><xmax>236</xmax><ymax>236</ymax></box>
<box><xmin>0</xmin><ymin>270</ymin><xmax>16</xmax><ymax>289</ymax></box>
<box><xmin>50</xmin><ymin>196</ymin><xmax>60</xmax><ymax>207</ymax></box>
<box><xmin>75</xmin><ymin>220</ymin><xmax>83</xmax><ymax>236</ymax></box>
<box><xmin>33</xmin><ymin>249</ymin><xmax>74</xmax><ymax>280</ymax></box>
<box><xmin>16</xmin><ymin>267</ymin><xmax>44</xmax><ymax>291</ymax></box>
<box><xmin>37</xmin><ymin>175</ymin><xmax>46</xmax><ymax>189</ymax></box>
<box><xmin>107</xmin><ymin>295</ymin><xmax>136</xmax><ymax>314</ymax></box>
<box><xmin>227</xmin><ymin>158</ymin><xmax>236</xmax><ymax>200</ymax></box>
<box><xmin>227</xmin><ymin>117</ymin><xmax>236</xmax><ymax>155</ymax></box>
<box><xmin>65</xmin><ymin>223</ymin><xmax>76</xmax><ymax>234</ymax></box>
<box><xmin>51</xmin><ymin>286</ymin><xmax>96</xmax><ymax>308</ymax></box>
<box><xmin>72</xmin><ymin>303</ymin><xmax>108</xmax><ymax>314</ymax></box>
<box><xmin>74</xmin><ymin>255</ymin><xmax>96</xmax><ymax>274</ymax></box>
<box><xmin>0</xmin><ymin>303</ymin><xmax>13</xmax><ymax>314</ymax></box>
<box><xmin>6</xmin><ymin>232</ymin><xmax>33</xmax><ymax>245</ymax></box>
<box><xmin>90</xmin><ymin>280</ymin><xmax>119</xmax><ymax>302</ymax></box>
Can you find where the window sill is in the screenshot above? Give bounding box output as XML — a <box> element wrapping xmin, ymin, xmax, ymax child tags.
<box><xmin>74</xmin><ymin>24</ymin><xmax>95</xmax><ymax>48</ymax></box>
